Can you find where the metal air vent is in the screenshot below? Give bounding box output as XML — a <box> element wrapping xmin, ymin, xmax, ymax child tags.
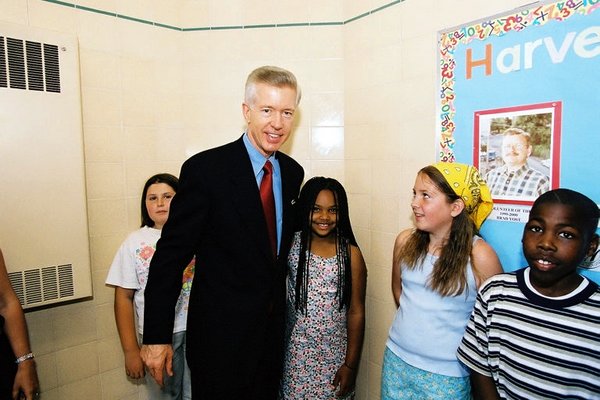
<box><xmin>1</xmin><ymin>22</ymin><xmax>91</xmax><ymax>309</ymax></box>
<box><xmin>8</xmin><ymin>264</ymin><xmax>75</xmax><ymax>307</ymax></box>
<box><xmin>0</xmin><ymin>36</ymin><xmax>61</xmax><ymax>93</ymax></box>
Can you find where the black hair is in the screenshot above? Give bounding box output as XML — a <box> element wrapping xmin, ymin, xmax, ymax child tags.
<box><xmin>294</xmin><ymin>177</ymin><xmax>358</xmax><ymax>314</ymax></box>
<box><xmin>140</xmin><ymin>173</ymin><xmax>179</xmax><ymax>228</ymax></box>
<box><xmin>530</xmin><ymin>188</ymin><xmax>600</xmax><ymax>240</ymax></box>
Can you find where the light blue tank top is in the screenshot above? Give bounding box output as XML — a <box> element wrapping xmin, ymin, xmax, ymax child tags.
<box><xmin>386</xmin><ymin>239</ymin><xmax>479</xmax><ymax>377</ymax></box>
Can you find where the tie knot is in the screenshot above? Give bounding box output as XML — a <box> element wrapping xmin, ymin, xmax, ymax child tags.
<box><xmin>263</xmin><ymin>160</ymin><xmax>273</xmax><ymax>174</ymax></box>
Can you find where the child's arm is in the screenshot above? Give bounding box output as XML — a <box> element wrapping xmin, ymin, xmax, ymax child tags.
<box><xmin>0</xmin><ymin>249</ymin><xmax>39</xmax><ymax>399</ymax></box>
<box><xmin>471</xmin><ymin>240</ymin><xmax>503</xmax><ymax>288</ymax></box>
<box><xmin>114</xmin><ymin>287</ymin><xmax>145</xmax><ymax>379</ymax></box>
<box><xmin>392</xmin><ymin>229</ymin><xmax>411</xmax><ymax>306</ymax></box>
<box><xmin>333</xmin><ymin>245</ymin><xmax>367</xmax><ymax>397</ymax></box>
<box><xmin>471</xmin><ymin>371</ymin><xmax>501</xmax><ymax>400</ymax></box>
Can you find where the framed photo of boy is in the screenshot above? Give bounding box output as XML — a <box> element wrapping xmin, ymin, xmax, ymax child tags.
<box><xmin>474</xmin><ymin>101</ymin><xmax>562</xmax><ymax>205</ymax></box>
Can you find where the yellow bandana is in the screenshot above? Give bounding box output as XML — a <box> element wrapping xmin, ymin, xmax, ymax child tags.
<box><xmin>433</xmin><ymin>162</ymin><xmax>493</xmax><ymax>229</ymax></box>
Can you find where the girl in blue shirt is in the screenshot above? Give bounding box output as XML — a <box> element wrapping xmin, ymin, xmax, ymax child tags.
<box><xmin>381</xmin><ymin>163</ymin><xmax>502</xmax><ymax>400</ymax></box>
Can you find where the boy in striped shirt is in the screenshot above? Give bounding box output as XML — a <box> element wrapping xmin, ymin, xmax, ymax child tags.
<box><xmin>457</xmin><ymin>188</ymin><xmax>600</xmax><ymax>399</ymax></box>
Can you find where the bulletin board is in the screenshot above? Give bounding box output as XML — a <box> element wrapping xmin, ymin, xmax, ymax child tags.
<box><xmin>437</xmin><ymin>1</ymin><xmax>600</xmax><ymax>282</ymax></box>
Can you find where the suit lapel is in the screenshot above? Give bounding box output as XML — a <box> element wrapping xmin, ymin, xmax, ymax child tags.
<box><xmin>227</xmin><ymin>139</ymin><xmax>275</xmax><ymax>262</ymax></box>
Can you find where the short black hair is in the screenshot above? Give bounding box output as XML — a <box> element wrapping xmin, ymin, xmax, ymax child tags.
<box><xmin>140</xmin><ymin>173</ymin><xmax>179</xmax><ymax>228</ymax></box>
<box><xmin>531</xmin><ymin>188</ymin><xmax>600</xmax><ymax>239</ymax></box>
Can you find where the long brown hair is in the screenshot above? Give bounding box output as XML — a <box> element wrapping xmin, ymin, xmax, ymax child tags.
<box><xmin>397</xmin><ymin>166</ymin><xmax>477</xmax><ymax>296</ymax></box>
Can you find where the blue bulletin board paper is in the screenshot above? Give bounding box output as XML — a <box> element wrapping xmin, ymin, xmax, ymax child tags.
<box><xmin>437</xmin><ymin>1</ymin><xmax>600</xmax><ymax>282</ymax></box>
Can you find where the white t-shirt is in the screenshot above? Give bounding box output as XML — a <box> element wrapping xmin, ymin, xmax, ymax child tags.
<box><xmin>105</xmin><ymin>226</ymin><xmax>194</xmax><ymax>334</ymax></box>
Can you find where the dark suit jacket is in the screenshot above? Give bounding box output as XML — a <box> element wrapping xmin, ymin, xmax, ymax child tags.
<box><xmin>143</xmin><ymin>136</ymin><xmax>304</xmax><ymax>399</ymax></box>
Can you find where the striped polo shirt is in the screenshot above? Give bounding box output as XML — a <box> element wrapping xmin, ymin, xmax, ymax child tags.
<box><xmin>457</xmin><ymin>268</ymin><xmax>600</xmax><ymax>399</ymax></box>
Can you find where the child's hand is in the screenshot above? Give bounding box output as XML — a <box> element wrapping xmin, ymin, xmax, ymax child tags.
<box><xmin>332</xmin><ymin>363</ymin><xmax>356</xmax><ymax>397</ymax></box>
<box><xmin>12</xmin><ymin>360</ymin><xmax>39</xmax><ymax>400</ymax></box>
<box><xmin>124</xmin><ymin>348</ymin><xmax>146</xmax><ymax>379</ymax></box>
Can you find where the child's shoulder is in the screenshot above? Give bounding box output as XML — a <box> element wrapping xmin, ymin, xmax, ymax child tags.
<box><xmin>479</xmin><ymin>269</ymin><xmax>519</xmax><ymax>292</ymax></box>
<box><xmin>348</xmin><ymin>241</ymin><xmax>363</xmax><ymax>258</ymax></box>
<box><xmin>481</xmin><ymin>269</ymin><xmax>600</xmax><ymax>310</ymax></box>
<box><xmin>122</xmin><ymin>226</ymin><xmax>160</xmax><ymax>247</ymax></box>
<box><xmin>395</xmin><ymin>228</ymin><xmax>414</xmax><ymax>246</ymax></box>
<box><xmin>128</xmin><ymin>226</ymin><xmax>159</xmax><ymax>238</ymax></box>
<box><xmin>583</xmin><ymin>278</ymin><xmax>600</xmax><ymax>301</ymax></box>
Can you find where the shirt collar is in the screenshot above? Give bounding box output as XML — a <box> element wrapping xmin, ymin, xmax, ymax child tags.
<box><xmin>501</xmin><ymin>163</ymin><xmax>529</xmax><ymax>176</ymax></box>
<box><xmin>242</xmin><ymin>132</ymin><xmax>276</xmax><ymax>177</ymax></box>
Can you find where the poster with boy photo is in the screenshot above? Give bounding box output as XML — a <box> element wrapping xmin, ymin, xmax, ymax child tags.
<box><xmin>474</xmin><ymin>101</ymin><xmax>561</xmax><ymax>205</ymax></box>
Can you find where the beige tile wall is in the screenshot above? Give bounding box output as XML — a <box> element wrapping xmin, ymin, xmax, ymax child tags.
<box><xmin>0</xmin><ymin>0</ymin><xmax>531</xmax><ymax>398</ymax></box>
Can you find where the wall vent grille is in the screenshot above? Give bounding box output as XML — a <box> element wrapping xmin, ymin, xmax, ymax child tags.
<box><xmin>1</xmin><ymin>23</ymin><xmax>91</xmax><ymax>309</ymax></box>
<box><xmin>8</xmin><ymin>264</ymin><xmax>75</xmax><ymax>307</ymax></box>
<box><xmin>0</xmin><ymin>36</ymin><xmax>61</xmax><ymax>93</ymax></box>
<box><xmin>0</xmin><ymin>37</ymin><xmax>7</xmax><ymax>88</ymax></box>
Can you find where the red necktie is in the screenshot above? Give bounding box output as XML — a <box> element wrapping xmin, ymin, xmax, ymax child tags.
<box><xmin>260</xmin><ymin>160</ymin><xmax>277</xmax><ymax>258</ymax></box>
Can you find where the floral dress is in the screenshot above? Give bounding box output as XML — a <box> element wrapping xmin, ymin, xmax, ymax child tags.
<box><xmin>280</xmin><ymin>233</ymin><xmax>351</xmax><ymax>399</ymax></box>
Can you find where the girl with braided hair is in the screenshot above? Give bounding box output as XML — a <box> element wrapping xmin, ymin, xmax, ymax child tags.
<box><xmin>280</xmin><ymin>177</ymin><xmax>367</xmax><ymax>399</ymax></box>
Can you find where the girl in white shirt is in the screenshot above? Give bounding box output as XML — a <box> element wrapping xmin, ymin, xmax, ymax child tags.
<box><xmin>106</xmin><ymin>173</ymin><xmax>194</xmax><ymax>400</ymax></box>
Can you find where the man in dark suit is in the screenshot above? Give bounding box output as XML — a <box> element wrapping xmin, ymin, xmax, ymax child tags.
<box><xmin>140</xmin><ymin>66</ymin><xmax>304</xmax><ymax>399</ymax></box>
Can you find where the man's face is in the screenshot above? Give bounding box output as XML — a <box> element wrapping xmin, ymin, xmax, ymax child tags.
<box><xmin>501</xmin><ymin>134</ymin><xmax>531</xmax><ymax>170</ymax></box>
<box><xmin>242</xmin><ymin>82</ymin><xmax>297</xmax><ymax>157</ymax></box>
